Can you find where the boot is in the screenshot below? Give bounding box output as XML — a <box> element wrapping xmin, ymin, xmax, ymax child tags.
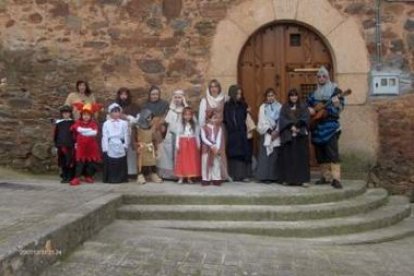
<box><xmin>315</xmin><ymin>163</ymin><xmax>331</xmax><ymax>185</ymax></box>
<box><xmin>331</xmin><ymin>179</ymin><xmax>343</xmax><ymax>189</ymax></box>
<box><xmin>150</xmin><ymin>173</ymin><xmax>163</xmax><ymax>183</ymax></box>
<box><xmin>136</xmin><ymin>174</ymin><xmax>146</xmax><ymax>185</ymax></box>
<box><xmin>331</xmin><ymin>163</ymin><xmax>343</xmax><ymax>189</ymax></box>
<box><xmin>70</xmin><ymin>177</ymin><xmax>81</xmax><ymax>186</ymax></box>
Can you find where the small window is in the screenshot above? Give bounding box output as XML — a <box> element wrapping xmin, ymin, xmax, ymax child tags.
<box><xmin>290</xmin><ymin>34</ymin><xmax>301</xmax><ymax>47</ymax></box>
<box><xmin>389</xmin><ymin>78</ymin><xmax>396</xmax><ymax>87</ymax></box>
<box><xmin>381</xmin><ymin>78</ymin><xmax>388</xmax><ymax>86</ymax></box>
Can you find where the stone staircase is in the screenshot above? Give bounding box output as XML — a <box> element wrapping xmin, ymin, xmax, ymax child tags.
<box><xmin>115</xmin><ymin>180</ymin><xmax>414</xmax><ymax>245</ymax></box>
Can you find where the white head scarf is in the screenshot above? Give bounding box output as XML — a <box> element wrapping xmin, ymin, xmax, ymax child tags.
<box><xmin>314</xmin><ymin>66</ymin><xmax>337</xmax><ymax>101</ymax></box>
<box><xmin>169</xmin><ymin>90</ymin><xmax>188</xmax><ymax>113</ymax></box>
<box><xmin>205</xmin><ymin>86</ymin><xmax>225</xmax><ymax>108</ymax></box>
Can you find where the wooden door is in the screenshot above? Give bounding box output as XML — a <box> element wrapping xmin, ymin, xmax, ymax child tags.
<box><xmin>238</xmin><ymin>22</ymin><xmax>333</xmax><ymax>165</ymax></box>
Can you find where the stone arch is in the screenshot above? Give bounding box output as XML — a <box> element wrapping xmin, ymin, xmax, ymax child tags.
<box><xmin>207</xmin><ymin>0</ymin><xmax>370</xmax><ymax>105</ymax></box>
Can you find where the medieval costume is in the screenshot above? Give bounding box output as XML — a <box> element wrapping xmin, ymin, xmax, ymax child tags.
<box><xmin>223</xmin><ymin>85</ymin><xmax>251</xmax><ymax>181</ymax></box>
<box><xmin>142</xmin><ymin>86</ymin><xmax>169</xmax><ymax>153</ymax></box>
<box><xmin>279</xmin><ymin>90</ymin><xmax>311</xmax><ymax>186</ymax></box>
<box><xmin>54</xmin><ymin>105</ymin><xmax>75</xmax><ymax>183</ymax></box>
<box><xmin>255</xmin><ymin>96</ymin><xmax>282</xmax><ymax>182</ymax></box>
<box><xmin>142</xmin><ymin>86</ymin><xmax>169</xmax><ymax>117</ymax></box>
<box><xmin>308</xmin><ymin>66</ymin><xmax>345</xmax><ymax>189</ymax></box>
<box><xmin>201</xmin><ymin>111</ymin><xmax>227</xmax><ymax>186</ymax></box>
<box><xmin>198</xmin><ymin>83</ymin><xmax>226</xmax><ymax>127</ymax></box>
<box><xmin>157</xmin><ymin>90</ymin><xmax>188</xmax><ymax>180</ymax></box>
<box><xmin>64</xmin><ymin>81</ymin><xmax>96</xmax><ymax>120</ymax></box>
<box><xmin>174</xmin><ymin>108</ymin><xmax>201</xmax><ymax>181</ymax></box>
<box><xmin>70</xmin><ymin>103</ymin><xmax>102</xmax><ymax>186</ymax></box>
<box><xmin>115</xmin><ymin>87</ymin><xmax>140</xmax><ymax>176</ymax></box>
<box><xmin>133</xmin><ymin>109</ymin><xmax>163</xmax><ymax>185</ymax></box>
<box><xmin>102</xmin><ymin>103</ymin><xmax>129</xmax><ymax>184</ymax></box>
<box><xmin>198</xmin><ymin>80</ymin><xmax>229</xmax><ymax>181</ymax></box>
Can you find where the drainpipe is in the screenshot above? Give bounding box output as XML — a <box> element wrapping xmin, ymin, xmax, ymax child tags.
<box><xmin>375</xmin><ymin>0</ymin><xmax>382</xmax><ymax>71</ymax></box>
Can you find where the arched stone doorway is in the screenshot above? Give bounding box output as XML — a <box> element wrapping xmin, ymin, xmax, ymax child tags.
<box><xmin>238</xmin><ymin>21</ymin><xmax>334</xmax><ymax>120</ymax></box>
<box><xmin>207</xmin><ymin>0</ymin><xmax>370</xmax><ymax>106</ymax></box>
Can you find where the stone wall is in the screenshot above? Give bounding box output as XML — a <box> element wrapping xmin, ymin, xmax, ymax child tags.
<box><xmin>0</xmin><ymin>0</ymin><xmax>241</xmax><ymax>172</ymax></box>
<box><xmin>0</xmin><ymin>0</ymin><xmax>413</xmax><ymax>182</ymax></box>
<box><xmin>371</xmin><ymin>93</ymin><xmax>414</xmax><ymax>199</ymax></box>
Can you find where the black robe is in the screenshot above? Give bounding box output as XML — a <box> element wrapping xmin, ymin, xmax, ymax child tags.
<box><xmin>223</xmin><ymin>101</ymin><xmax>251</xmax><ymax>180</ymax></box>
<box><xmin>279</xmin><ymin>103</ymin><xmax>310</xmax><ymax>185</ymax></box>
<box><xmin>54</xmin><ymin>119</ymin><xmax>75</xmax><ymax>181</ymax></box>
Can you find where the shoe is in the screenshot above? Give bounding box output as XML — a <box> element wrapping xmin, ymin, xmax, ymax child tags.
<box><xmin>331</xmin><ymin>179</ymin><xmax>343</xmax><ymax>189</ymax></box>
<box><xmin>212</xmin><ymin>181</ymin><xmax>222</xmax><ymax>186</ymax></box>
<box><xmin>70</xmin><ymin>177</ymin><xmax>81</xmax><ymax>186</ymax></box>
<box><xmin>150</xmin><ymin>173</ymin><xmax>163</xmax><ymax>183</ymax></box>
<box><xmin>84</xmin><ymin>177</ymin><xmax>94</xmax><ymax>184</ymax></box>
<box><xmin>178</xmin><ymin>178</ymin><xmax>183</xmax><ymax>184</ymax></box>
<box><xmin>136</xmin><ymin>174</ymin><xmax>146</xmax><ymax>185</ymax></box>
<box><xmin>315</xmin><ymin>178</ymin><xmax>330</xmax><ymax>185</ymax></box>
<box><xmin>187</xmin><ymin>178</ymin><xmax>193</xmax><ymax>184</ymax></box>
<box><xmin>201</xmin><ymin>181</ymin><xmax>210</xmax><ymax>186</ymax></box>
<box><xmin>302</xmin><ymin>183</ymin><xmax>310</xmax><ymax>188</ymax></box>
<box><xmin>60</xmin><ymin>179</ymin><xmax>70</xmax><ymax>184</ymax></box>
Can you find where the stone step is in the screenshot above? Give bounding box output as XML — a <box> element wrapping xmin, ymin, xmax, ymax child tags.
<box><xmin>122</xmin><ymin>180</ymin><xmax>366</xmax><ymax>205</ymax></box>
<box><xmin>120</xmin><ymin>196</ymin><xmax>411</xmax><ymax>238</ymax></box>
<box><xmin>117</xmin><ymin>189</ymin><xmax>388</xmax><ymax>221</ymax></box>
<box><xmin>306</xmin><ymin>213</ymin><xmax>414</xmax><ymax>245</ymax></box>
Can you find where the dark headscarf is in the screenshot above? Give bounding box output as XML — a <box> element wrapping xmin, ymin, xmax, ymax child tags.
<box><xmin>142</xmin><ymin>85</ymin><xmax>169</xmax><ymax>117</ymax></box>
<box><xmin>227</xmin><ymin>84</ymin><xmax>246</xmax><ymax>106</ymax></box>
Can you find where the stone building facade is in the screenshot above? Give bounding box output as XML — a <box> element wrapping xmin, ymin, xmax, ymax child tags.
<box><xmin>0</xmin><ymin>0</ymin><xmax>412</xmax><ymax>195</ymax></box>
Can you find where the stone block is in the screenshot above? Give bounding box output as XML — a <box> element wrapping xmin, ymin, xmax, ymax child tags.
<box><xmin>327</xmin><ymin>18</ymin><xmax>370</xmax><ymax>74</ymax></box>
<box><xmin>162</xmin><ymin>0</ymin><xmax>182</xmax><ymax>21</ymax></box>
<box><xmin>297</xmin><ymin>0</ymin><xmax>344</xmax><ymax>36</ymax></box>
<box><xmin>137</xmin><ymin>59</ymin><xmax>165</xmax><ymax>74</ymax></box>
<box><xmin>28</xmin><ymin>13</ymin><xmax>43</xmax><ymax>24</ymax></box>
<box><xmin>335</xmin><ymin>73</ymin><xmax>368</xmax><ymax>105</ymax></box>
<box><xmin>83</xmin><ymin>41</ymin><xmax>109</xmax><ymax>49</ymax></box>
<box><xmin>227</xmin><ymin>0</ymin><xmax>275</xmax><ymax>35</ymax></box>
<box><xmin>208</xmin><ymin>19</ymin><xmax>246</xmax><ymax>78</ymax></box>
<box><xmin>339</xmin><ymin>105</ymin><xmax>379</xmax><ymax>164</ymax></box>
<box><xmin>404</xmin><ymin>19</ymin><xmax>414</xmax><ymax>32</ymax></box>
<box><xmin>273</xmin><ymin>0</ymin><xmax>299</xmax><ymax>20</ymax></box>
<box><xmin>49</xmin><ymin>1</ymin><xmax>69</xmax><ymax>17</ymax></box>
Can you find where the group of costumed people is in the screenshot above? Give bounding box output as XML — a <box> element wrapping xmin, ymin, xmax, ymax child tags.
<box><xmin>54</xmin><ymin>66</ymin><xmax>345</xmax><ymax>189</ymax></box>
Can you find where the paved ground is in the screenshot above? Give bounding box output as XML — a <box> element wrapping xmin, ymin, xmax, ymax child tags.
<box><xmin>43</xmin><ymin>220</ymin><xmax>414</xmax><ymax>276</ymax></box>
<box><xmin>1</xmin><ymin>167</ymin><xmax>414</xmax><ymax>276</ymax></box>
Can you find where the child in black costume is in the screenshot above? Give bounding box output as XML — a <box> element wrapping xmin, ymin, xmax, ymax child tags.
<box><xmin>54</xmin><ymin>105</ymin><xmax>75</xmax><ymax>183</ymax></box>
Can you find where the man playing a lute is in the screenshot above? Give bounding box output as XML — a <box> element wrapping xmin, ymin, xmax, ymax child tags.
<box><xmin>308</xmin><ymin>66</ymin><xmax>347</xmax><ymax>189</ymax></box>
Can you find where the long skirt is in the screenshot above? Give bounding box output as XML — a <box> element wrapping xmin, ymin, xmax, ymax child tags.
<box><xmin>255</xmin><ymin>137</ymin><xmax>280</xmax><ymax>182</ymax></box>
<box><xmin>228</xmin><ymin>159</ymin><xmax>251</xmax><ymax>181</ymax></box>
<box><xmin>157</xmin><ymin>131</ymin><xmax>177</xmax><ymax>180</ymax></box>
<box><xmin>174</xmin><ymin>137</ymin><xmax>201</xmax><ymax>178</ymax></box>
<box><xmin>279</xmin><ymin>136</ymin><xmax>310</xmax><ymax>184</ymax></box>
<box><xmin>103</xmin><ymin>154</ymin><xmax>128</xmax><ymax>184</ymax></box>
<box><xmin>126</xmin><ymin>146</ymin><xmax>137</xmax><ymax>175</ymax></box>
